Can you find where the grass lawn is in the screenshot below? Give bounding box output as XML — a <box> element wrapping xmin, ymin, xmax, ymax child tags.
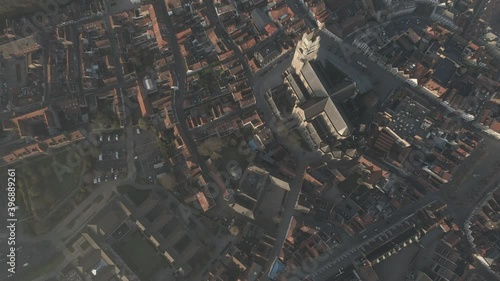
<box><xmin>17</xmin><ymin>146</ymin><xmax>93</xmax><ymax>218</ymax></box>
<box><xmin>16</xmin><ymin>254</ymin><xmax>65</xmax><ymax>281</ymax></box>
<box><xmin>117</xmin><ymin>185</ymin><xmax>151</xmax><ymax>206</ymax></box>
<box><xmin>218</xmin><ymin>143</ymin><xmax>250</xmax><ymax>170</ymax></box>
<box><xmin>113</xmin><ymin>231</ymin><xmax>167</xmax><ymax>280</ymax></box>
<box><xmin>72</xmin><ymin>188</ymin><xmax>91</xmax><ymax>205</ymax></box>
<box><xmin>48</xmin><ymin>202</ymin><xmax>74</xmax><ymax>227</ymax></box>
<box><xmin>0</xmin><ymin>144</ymin><xmax>94</xmax><ymax>236</ymax></box>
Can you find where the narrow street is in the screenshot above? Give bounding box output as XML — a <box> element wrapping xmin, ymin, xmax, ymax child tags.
<box><xmin>154</xmin><ymin>1</ymin><xmax>233</xmax><ymax>214</ymax></box>
<box><xmin>262</xmin><ymin>161</ymin><xmax>309</xmax><ymax>280</ymax></box>
<box><xmin>203</xmin><ymin>6</ymin><xmax>332</xmax><ymax>280</ymax></box>
<box><xmin>204</xmin><ymin>0</ymin><xmax>255</xmax><ymax>87</ymax></box>
<box><xmin>301</xmin><ymin>195</ymin><xmax>439</xmax><ymax>281</ymax></box>
<box><xmin>102</xmin><ymin>0</ymin><xmax>128</xmax><ymax>123</ymax></box>
<box><xmin>5</xmin><ymin>1</ymin><xmax>500</xmax><ymax>281</ymax></box>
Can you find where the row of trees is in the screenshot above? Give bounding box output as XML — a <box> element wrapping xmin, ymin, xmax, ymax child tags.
<box><xmin>91</xmin><ymin>111</ymin><xmax>120</xmax><ymax>130</ymax></box>
<box><xmin>0</xmin><ymin>0</ymin><xmax>75</xmax><ymax>22</ymax></box>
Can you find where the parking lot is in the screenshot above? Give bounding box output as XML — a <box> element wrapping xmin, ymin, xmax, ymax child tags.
<box><xmin>132</xmin><ymin>128</ymin><xmax>162</xmax><ymax>181</ymax></box>
<box><xmin>388</xmin><ymin>96</ymin><xmax>431</xmax><ymax>139</ymax></box>
<box><xmin>95</xmin><ymin>131</ymin><xmax>128</xmax><ymax>183</ymax></box>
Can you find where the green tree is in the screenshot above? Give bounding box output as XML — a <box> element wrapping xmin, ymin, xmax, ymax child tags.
<box><xmin>198</xmin><ymin>137</ymin><xmax>224</xmax><ymax>157</ymax></box>
<box><xmin>91</xmin><ymin>112</ymin><xmax>114</xmax><ymax>130</ymax></box>
<box><xmin>138</xmin><ymin>117</ymin><xmax>150</xmax><ymax>130</ymax></box>
<box><xmin>210</xmin><ymin>152</ymin><xmax>222</xmax><ymax>160</ymax></box>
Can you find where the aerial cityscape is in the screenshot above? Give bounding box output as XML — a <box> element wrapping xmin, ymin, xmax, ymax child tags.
<box><xmin>0</xmin><ymin>0</ymin><xmax>499</xmax><ymax>280</ymax></box>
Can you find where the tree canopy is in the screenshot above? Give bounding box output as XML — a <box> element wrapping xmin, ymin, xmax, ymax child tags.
<box><xmin>198</xmin><ymin>137</ymin><xmax>224</xmax><ymax>157</ymax></box>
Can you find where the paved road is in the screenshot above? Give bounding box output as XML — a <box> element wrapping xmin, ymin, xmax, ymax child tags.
<box><xmin>320</xmin><ymin>32</ymin><xmax>404</xmax><ymax>102</ymax></box>
<box><xmin>290</xmin><ymin>25</ymin><xmax>500</xmax><ymax>280</ymax></box>
<box><xmin>16</xmin><ymin>123</ymin><xmax>143</xmax><ymax>280</ymax></box>
<box><xmin>10</xmin><ymin>178</ymin><xmax>118</xmax><ymax>281</ymax></box>
<box><xmin>205</xmin><ymin>0</ymin><xmax>255</xmax><ymax>87</ymax></box>
<box><xmin>102</xmin><ymin>0</ymin><xmax>128</xmax><ymax>122</ymax></box>
<box><xmin>157</xmin><ymin>1</ymin><xmax>203</xmax><ymax>169</ymax></box>
<box><xmin>466</xmin><ymin>0</ymin><xmax>489</xmax><ymax>32</ymax></box>
<box><xmin>439</xmin><ymin>136</ymin><xmax>500</xmax><ymax>225</ymax></box>
<box><xmin>284</xmin><ymin>0</ymin><xmax>316</xmax><ymax>29</ymax></box>
<box><xmin>344</xmin><ymin>15</ymin><xmax>433</xmax><ymax>43</ymax></box>
<box><xmin>244</xmin><ymin>19</ymin><xmax>500</xmax><ymax>279</ymax></box>
<box><xmin>249</xmin><ymin>30</ymin><xmax>340</xmax><ymax>281</ymax></box>
<box><xmin>300</xmin><ymin>195</ymin><xmax>438</xmax><ymax>281</ymax></box>
<box><xmin>70</xmin><ymin>24</ymin><xmax>83</xmax><ymax>97</ymax></box>
<box><xmin>200</xmin><ymin>7</ymin><xmax>331</xmax><ymax>278</ymax></box>
<box><xmin>262</xmin><ymin>161</ymin><xmax>309</xmax><ymax>279</ymax></box>
<box><xmin>155</xmin><ymin>1</ymin><xmax>235</xmax><ymax>219</ymax></box>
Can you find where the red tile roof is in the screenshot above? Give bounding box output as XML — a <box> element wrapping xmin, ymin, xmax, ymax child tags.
<box><xmin>265</xmin><ymin>23</ymin><xmax>279</xmax><ymax>36</ymax></box>
<box><xmin>136</xmin><ymin>86</ymin><xmax>153</xmax><ymax>117</ymax></box>
<box><xmin>269</xmin><ymin>4</ymin><xmax>294</xmax><ymax>23</ymax></box>
<box><xmin>196</xmin><ymin>191</ymin><xmax>210</xmax><ymax>212</ymax></box>
<box><xmin>239</xmin><ymin>38</ymin><xmax>257</xmax><ymax>51</ymax></box>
